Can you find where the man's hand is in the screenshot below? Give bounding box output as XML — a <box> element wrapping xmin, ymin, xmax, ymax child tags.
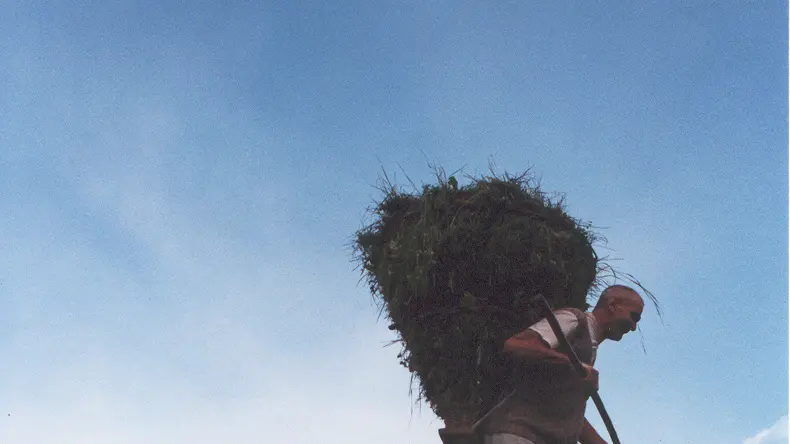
<box><xmin>581</xmin><ymin>363</ymin><xmax>599</xmax><ymax>397</ymax></box>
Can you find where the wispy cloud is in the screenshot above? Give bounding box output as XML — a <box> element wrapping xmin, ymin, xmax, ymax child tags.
<box><xmin>0</xmin><ymin>311</ymin><xmax>443</xmax><ymax>444</ymax></box>
<box><xmin>744</xmin><ymin>416</ymin><xmax>788</xmax><ymax>444</ymax></box>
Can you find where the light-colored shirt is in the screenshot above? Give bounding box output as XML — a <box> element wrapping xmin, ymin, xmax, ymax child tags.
<box><xmin>528</xmin><ymin>309</ymin><xmax>602</xmax><ymax>364</ymax></box>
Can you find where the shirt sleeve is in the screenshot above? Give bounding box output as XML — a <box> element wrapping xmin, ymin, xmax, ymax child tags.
<box><xmin>527</xmin><ymin>309</ymin><xmax>579</xmax><ymax>350</ymax></box>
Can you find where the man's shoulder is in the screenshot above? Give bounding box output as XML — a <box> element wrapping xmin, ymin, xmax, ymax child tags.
<box><xmin>554</xmin><ymin>307</ymin><xmax>589</xmax><ymax>325</ymax></box>
<box><xmin>556</xmin><ymin>307</ymin><xmax>585</xmax><ymax>317</ymax></box>
<box><xmin>526</xmin><ymin>308</ymin><xmax>586</xmax><ymax>348</ymax></box>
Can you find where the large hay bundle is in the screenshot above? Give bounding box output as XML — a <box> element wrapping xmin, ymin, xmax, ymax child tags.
<box><xmin>354</xmin><ymin>171</ymin><xmax>604</xmax><ymax>429</ymax></box>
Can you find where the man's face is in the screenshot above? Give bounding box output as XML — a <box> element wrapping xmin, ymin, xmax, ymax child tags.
<box><xmin>605</xmin><ymin>292</ymin><xmax>644</xmax><ymax>341</ymax></box>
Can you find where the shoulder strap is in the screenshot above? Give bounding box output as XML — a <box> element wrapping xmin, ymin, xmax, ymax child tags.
<box><xmin>561</xmin><ymin>307</ymin><xmax>588</xmax><ymax>333</ymax></box>
<box><xmin>564</xmin><ymin>308</ymin><xmax>593</xmax><ymax>364</ymax></box>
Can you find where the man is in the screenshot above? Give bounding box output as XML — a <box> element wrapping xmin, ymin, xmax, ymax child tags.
<box><xmin>477</xmin><ymin>285</ymin><xmax>645</xmax><ymax>444</ymax></box>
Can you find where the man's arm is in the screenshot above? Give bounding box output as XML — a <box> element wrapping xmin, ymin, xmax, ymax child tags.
<box><xmin>578</xmin><ymin>418</ymin><xmax>607</xmax><ymax>444</ymax></box>
<box><xmin>502</xmin><ymin>329</ymin><xmax>573</xmax><ymax>367</ymax></box>
<box><xmin>502</xmin><ymin>310</ymin><xmax>582</xmax><ymax>367</ymax></box>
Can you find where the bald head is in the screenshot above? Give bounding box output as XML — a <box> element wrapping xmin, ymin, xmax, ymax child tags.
<box><xmin>594</xmin><ymin>285</ymin><xmax>643</xmax><ymax>310</ymax></box>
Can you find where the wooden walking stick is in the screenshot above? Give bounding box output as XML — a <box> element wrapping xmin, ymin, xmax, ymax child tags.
<box><xmin>472</xmin><ymin>293</ymin><xmax>622</xmax><ymax>444</ymax></box>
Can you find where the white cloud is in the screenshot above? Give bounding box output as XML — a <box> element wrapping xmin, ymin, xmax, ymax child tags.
<box><xmin>0</xmin><ymin>315</ymin><xmax>444</xmax><ymax>444</ymax></box>
<box><xmin>743</xmin><ymin>416</ymin><xmax>789</xmax><ymax>444</ymax></box>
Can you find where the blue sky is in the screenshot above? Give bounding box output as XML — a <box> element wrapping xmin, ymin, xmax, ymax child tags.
<box><xmin>1</xmin><ymin>1</ymin><xmax>787</xmax><ymax>443</ymax></box>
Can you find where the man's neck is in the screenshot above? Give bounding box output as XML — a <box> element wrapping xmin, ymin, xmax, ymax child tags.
<box><xmin>589</xmin><ymin>310</ymin><xmax>606</xmax><ymax>343</ymax></box>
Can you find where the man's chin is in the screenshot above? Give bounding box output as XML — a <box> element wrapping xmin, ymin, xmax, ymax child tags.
<box><xmin>609</xmin><ymin>332</ymin><xmax>625</xmax><ymax>341</ymax></box>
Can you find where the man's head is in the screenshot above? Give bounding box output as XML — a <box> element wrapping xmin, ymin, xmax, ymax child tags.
<box><xmin>592</xmin><ymin>285</ymin><xmax>645</xmax><ymax>341</ymax></box>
